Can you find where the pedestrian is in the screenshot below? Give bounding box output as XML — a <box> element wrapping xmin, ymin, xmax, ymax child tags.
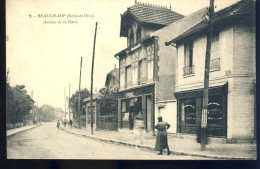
<box><xmin>57</xmin><ymin>120</ymin><xmax>60</xmax><ymax>129</ymax></box>
<box><xmin>69</xmin><ymin>120</ymin><xmax>73</xmax><ymax>128</ymax></box>
<box><xmin>155</xmin><ymin>116</ymin><xmax>171</xmax><ymax>155</ymax></box>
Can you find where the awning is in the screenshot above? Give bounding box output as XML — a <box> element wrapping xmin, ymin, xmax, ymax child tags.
<box><xmin>174</xmin><ymin>83</ymin><xmax>228</xmax><ymax>99</ymax></box>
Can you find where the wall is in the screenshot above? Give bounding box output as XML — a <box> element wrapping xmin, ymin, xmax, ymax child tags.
<box><xmin>85</xmin><ymin>101</ymin><xmax>97</xmax><ymax>129</ymax></box>
<box><xmin>154</xmin><ymin>101</ymin><xmax>177</xmax><ymax>134</ymax></box>
<box><xmin>153</xmin><ymin>28</ymin><xmax>177</xmax><ymax>102</ymax></box>
<box><xmin>119</xmin><ymin>43</ymin><xmax>154</xmax><ymax>91</ymax></box>
<box><xmin>175</xmin><ymin>23</ymin><xmax>256</xmax><ymax>139</ymax></box>
<box><xmin>230</xmin><ymin>24</ymin><xmax>255</xmax><ymax>139</ymax></box>
<box><xmin>176</xmin><ymin>26</ymin><xmax>234</xmax><ymax>91</ymax></box>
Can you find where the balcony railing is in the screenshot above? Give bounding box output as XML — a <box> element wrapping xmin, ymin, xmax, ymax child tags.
<box><xmin>138</xmin><ymin>77</ymin><xmax>147</xmax><ymax>85</ymax></box>
<box><xmin>210</xmin><ymin>58</ymin><xmax>220</xmax><ymax>70</ymax></box>
<box><xmin>183</xmin><ymin>65</ymin><xmax>195</xmax><ymax>76</ymax></box>
<box><xmin>124</xmin><ymin>81</ymin><xmax>132</xmax><ymax>89</ymax></box>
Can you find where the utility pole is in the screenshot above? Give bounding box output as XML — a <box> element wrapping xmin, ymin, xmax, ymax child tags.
<box><xmin>69</xmin><ymin>84</ymin><xmax>71</xmax><ymax>121</ymax></box>
<box><xmin>201</xmin><ymin>0</ymin><xmax>214</xmax><ymax>151</ymax></box>
<box><xmin>90</xmin><ymin>22</ymin><xmax>98</xmax><ymax>134</ymax></box>
<box><xmin>78</xmin><ymin>57</ymin><xmax>83</xmax><ymax>129</ymax></box>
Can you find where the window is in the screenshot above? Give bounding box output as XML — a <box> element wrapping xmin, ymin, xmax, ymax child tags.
<box><xmin>138</xmin><ymin>58</ymin><xmax>147</xmax><ymax>84</ymax></box>
<box><xmin>183</xmin><ymin>99</ymin><xmax>196</xmax><ymax>124</ymax></box>
<box><xmin>129</xmin><ymin>30</ymin><xmax>134</xmax><ymax>47</ymax></box>
<box><xmin>177</xmin><ymin>94</ymin><xmax>226</xmax><ymax>136</ymax></box>
<box><xmin>125</xmin><ymin>65</ymin><xmax>132</xmax><ymax>88</ymax></box>
<box><xmin>208</xmin><ymin>95</ymin><xmax>223</xmax><ymax>125</ymax></box>
<box><xmin>210</xmin><ymin>32</ymin><xmax>220</xmax><ymax>70</ymax></box>
<box><xmin>121</xmin><ymin>100</ymin><xmax>129</xmax><ymax>121</ymax></box>
<box><xmin>137</xmin><ymin>26</ymin><xmax>141</xmax><ymax>42</ymax></box>
<box><xmin>183</xmin><ymin>41</ymin><xmax>194</xmax><ymax>76</ymax></box>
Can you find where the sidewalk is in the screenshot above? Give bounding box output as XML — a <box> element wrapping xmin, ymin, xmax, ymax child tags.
<box><xmin>6</xmin><ymin>123</ymin><xmax>42</xmax><ymax>137</ymax></box>
<box><xmin>62</xmin><ymin>126</ymin><xmax>257</xmax><ymax>160</ymax></box>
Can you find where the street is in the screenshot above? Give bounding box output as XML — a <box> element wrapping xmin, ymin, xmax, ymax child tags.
<box><xmin>7</xmin><ymin>122</ymin><xmax>209</xmax><ymax>159</ymax></box>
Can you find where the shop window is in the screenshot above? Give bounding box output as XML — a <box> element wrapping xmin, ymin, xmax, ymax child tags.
<box><xmin>184</xmin><ymin>99</ymin><xmax>196</xmax><ymax>124</ymax></box>
<box><xmin>133</xmin><ymin>97</ymin><xmax>142</xmax><ymax>120</ymax></box>
<box><xmin>121</xmin><ymin>100</ymin><xmax>128</xmax><ymax>121</ymax></box>
<box><xmin>208</xmin><ymin>95</ymin><xmax>223</xmax><ymax>125</ymax></box>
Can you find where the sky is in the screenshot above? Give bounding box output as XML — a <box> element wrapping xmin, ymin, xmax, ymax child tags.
<box><xmin>6</xmin><ymin>0</ymin><xmax>239</xmax><ymax>110</ymax></box>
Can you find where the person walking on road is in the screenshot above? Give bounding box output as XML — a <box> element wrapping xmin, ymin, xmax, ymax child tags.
<box><xmin>155</xmin><ymin>116</ymin><xmax>171</xmax><ymax>155</ymax></box>
<box><xmin>57</xmin><ymin>120</ymin><xmax>60</xmax><ymax>129</ymax></box>
<box><xmin>69</xmin><ymin>120</ymin><xmax>73</xmax><ymax>128</ymax></box>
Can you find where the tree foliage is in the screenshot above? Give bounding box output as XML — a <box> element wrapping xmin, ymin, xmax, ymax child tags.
<box><xmin>69</xmin><ymin>88</ymin><xmax>90</xmax><ymax>121</ymax></box>
<box><xmin>6</xmin><ymin>70</ymin><xmax>34</xmax><ymax>127</ymax></box>
<box><xmin>39</xmin><ymin>105</ymin><xmax>58</xmax><ymax>122</ymax></box>
<box><xmin>98</xmin><ymin>87</ymin><xmax>119</xmax><ymax>116</ymax></box>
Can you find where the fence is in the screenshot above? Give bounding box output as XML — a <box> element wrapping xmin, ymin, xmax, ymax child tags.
<box><xmin>96</xmin><ymin>115</ymin><xmax>118</xmax><ymax>131</ymax></box>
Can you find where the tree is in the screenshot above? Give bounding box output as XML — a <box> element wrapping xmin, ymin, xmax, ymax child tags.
<box><xmin>6</xmin><ymin>70</ymin><xmax>34</xmax><ymax>128</ymax></box>
<box><xmin>39</xmin><ymin>105</ymin><xmax>58</xmax><ymax>122</ymax></box>
<box><xmin>69</xmin><ymin>88</ymin><xmax>90</xmax><ymax>122</ymax></box>
<box><xmin>98</xmin><ymin>87</ymin><xmax>119</xmax><ymax>116</ymax></box>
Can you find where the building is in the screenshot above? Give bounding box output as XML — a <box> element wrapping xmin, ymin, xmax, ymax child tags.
<box><xmin>105</xmin><ymin>65</ymin><xmax>119</xmax><ymax>89</ymax></box>
<box><xmin>166</xmin><ymin>0</ymin><xmax>256</xmax><ymax>141</ymax></box>
<box><xmin>115</xmin><ymin>1</ymin><xmax>184</xmax><ymax>133</ymax></box>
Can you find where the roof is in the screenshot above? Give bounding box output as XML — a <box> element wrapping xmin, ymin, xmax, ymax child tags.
<box><xmin>83</xmin><ymin>93</ymin><xmax>102</xmax><ymax>102</ymax></box>
<box><xmin>105</xmin><ymin>68</ymin><xmax>119</xmax><ymax>88</ymax></box>
<box><xmin>120</xmin><ymin>2</ymin><xmax>184</xmax><ymax>37</ymax></box>
<box><xmin>166</xmin><ymin>0</ymin><xmax>255</xmax><ymax>44</ymax></box>
<box><xmin>114</xmin><ymin>35</ymin><xmax>154</xmax><ymax>58</ymax></box>
<box><xmin>153</xmin><ymin>7</ymin><xmax>208</xmax><ymax>44</ymax></box>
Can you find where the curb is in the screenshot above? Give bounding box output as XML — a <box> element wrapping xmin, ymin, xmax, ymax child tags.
<box><xmin>62</xmin><ymin>129</ymin><xmax>255</xmax><ymax>160</ymax></box>
<box><xmin>7</xmin><ymin>123</ymin><xmax>43</xmax><ymax>137</ymax></box>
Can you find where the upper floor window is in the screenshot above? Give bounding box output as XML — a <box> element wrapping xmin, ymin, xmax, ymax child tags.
<box><xmin>210</xmin><ymin>32</ymin><xmax>220</xmax><ymax>71</ymax></box>
<box><xmin>129</xmin><ymin>30</ymin><xmax>134</xmax><ymax>47</ymax></box>
<box><xmin>138</xmin><ymin>58</ymin><xmax>147</xmax><ymax>84</ymax></box>
<box><xmin>137</xmin><ymin>26</ymin><xmax>141</xmax><ymax>42</ymax></box>
<box><xmin>125</xmin><ymin>65</ymin><xmax>132</xmax><ymax>88</ymax></box>
<box><xmin>183</xmin><ymin>41</ymin><xmax>194</xmax><ymax>76</ymax></box>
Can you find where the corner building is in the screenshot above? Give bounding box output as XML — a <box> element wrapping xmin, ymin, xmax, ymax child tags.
<box><xmin>115</xmin><ymin>2</ymin><xmax>183</xmax><ymax>133</ymax></box>
<box><xmin>166</xmin><ymin>0</ymin><xmax>256</xmax><ymax>141</ymax></box>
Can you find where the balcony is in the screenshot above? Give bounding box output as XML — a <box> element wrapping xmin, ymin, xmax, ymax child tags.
<box><xmin>138</xmin><ymin>77</ymin><xmax>147</xmax><ymax>85</ymax></box>
<box><xmin>183</xmin><ymin>65</ymin><xmax>195</xmax><ymax>76</ymax></box>
<box><xmin>210</xmin><ymin>58</ymin><xmax>220</xmax><ymax>71</ymax></box>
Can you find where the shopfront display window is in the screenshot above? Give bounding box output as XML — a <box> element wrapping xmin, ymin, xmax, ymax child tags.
<box><xmin>184</xmin><ymin>99</ymin><xmax>196</xmax><ymax>124</ymax></box>
<box><xmin>178</xmin><ymin>94</ymin><xmax>226</xmax><ymax>137</ymax></box>
<box><xmin>208</xmin><ymin>95</ymin><xmax>223</xmax><ymax>125</ymax></box>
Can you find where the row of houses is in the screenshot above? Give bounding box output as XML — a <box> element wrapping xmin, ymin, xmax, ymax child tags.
<box><xmin>84</xmin><ymin>0</ymin><xmax>256</xmax><ymax>142</ymax></box>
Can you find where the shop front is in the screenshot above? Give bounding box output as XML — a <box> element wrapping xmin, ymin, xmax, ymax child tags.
<box><xmin>118</xmin><ymin>85</ymin><xmax>154</xmax><ymax>132</ymax></box>
<box><xmin>174</xmin><ymin>83</ymin><xmax>228</xmax><ymax>137</ymax></box>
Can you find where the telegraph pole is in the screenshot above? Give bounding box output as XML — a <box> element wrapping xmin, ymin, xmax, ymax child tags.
<box><xmin>201</xmin><ymin>0</ymin><xmax>214</xmax><ymax>151</ymax></box>
<box><xmin>90</xmin><ymin>22</ymin><xmax>98</xmax><ymax>134</ymax></box>
<box><xmin>78</xmin><ymin>57</ymin><xmax>83</xmax><ymax>129</ymax></box>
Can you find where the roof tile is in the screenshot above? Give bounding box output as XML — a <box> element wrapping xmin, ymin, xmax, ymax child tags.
<box><xmin>127</xmin><ymin>3</ymin><xmax>184</xmax><ymax>25</ymax></box>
